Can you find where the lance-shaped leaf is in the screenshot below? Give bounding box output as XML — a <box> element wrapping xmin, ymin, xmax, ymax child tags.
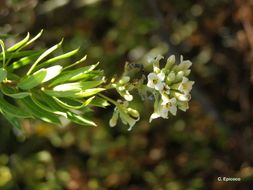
<box><xmin>52</xmin><ymin>80</ymin><xmax>103</xmax><ymax>91</ymax></box>
<box><xmin>75</xmin><ymin>88</ymin><xmax>105</xmax><ymax>97</ymax></box>
<box><xmin>0</xmin><ymin>68</ymin><xmax>7</xmax><ymax>82</ymax></box>
<box><xmin>0</xmin><ymin>96</ymin><xmax>32</xmax><ymax>118</ymax></box>
<box><xmin>35</xmin><ymin>48</ymin><xmax>79</xmax><ymax>70</ymax></box>
<box><xmin>8</xmin><ymin>52</ymin><xmax>42</xmax><ymax>71</ymax></box>
<box><xmin>49</xmin><ymin>63</ymin><xmax>100</xmax><ymax>87</ymax></box>
<box><xmin>66</xmin><ymin>111</ymin><xmax>97</xmax><ymax>127</ymax></box>
<box><xmin>1</xmin><ymin>85</ymin><xmax>30</xmax><ymax>99</ymax></box>
<box><xmin>21</xmin><ymin>30</ymin><xmax>43</xmax><ymax>49</ymax></box>
<box><xmin>7</xmin><ymin>33</ymin><xmax>30</xmax><ymax>52</ymax></box>
<box><xmin>18</xmin><ymin>65</ymin><xmax>62</xmax><ymax>90</ymax></box>
<box><xmin>88</xmin><ymin>96</ymin><xmax>110</xmax><ymax>108</ymax></box>
<box><xmin>0</xmin><ymin>50</ymin><xmax>45</xmax><ymax>61</ymax></box>
<box><xmin>43</xmin><ymin>88</ymin><xmax>105</xmax><ymax>98</ymax></box>
<box><xmin>19</xmin><ymin>97</ymin><xmax>61</xmax><ymax>124</ymax></box>
<box><xmin>31</xmin><ymin>94</ymin><xmax>68</xmax><ymax>118</ymax></box>
<box><xmin>27</xmin><ymin>40</ymin><xmax>63</xmax><ymax>75</ymax></box>
<box><xmin>0</xmin><ymin>40</ymin><xmax>6</xmax><ymax>66</ymax></box>
<box><xmin>53</xmin><ymin>97</ymin><xmax>84</xmax><ymax>109</ymax></box>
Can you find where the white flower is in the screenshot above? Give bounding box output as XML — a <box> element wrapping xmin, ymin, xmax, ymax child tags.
<box><xmin>178</xmin><ymin>77</ymin><xmax>194</xmax><ymax>95</ymax></box>
<box><xmin>161</xmin><ymin>97</ymin><xmax>177</xmax><ymax>116</ymax></box>
<box><xmin>147</xmin><ymin>72</ymin><xmax>165</xmax><ymax>91</ymax></box>
<box><xmin>149</xmin><ymin>98</ymin><xmax>177</xmax><ymax>122</ymax></box>
<box><xmin>160</xmin><ymin>85</ymin><xmax>171</xmax><ymax>103</ymax></box>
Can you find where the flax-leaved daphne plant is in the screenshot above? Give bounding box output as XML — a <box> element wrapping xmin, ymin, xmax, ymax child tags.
<box><xmin>0</xmin><ymin>31</ymin><xmax>194</xmax><ymax>131</ymax></box>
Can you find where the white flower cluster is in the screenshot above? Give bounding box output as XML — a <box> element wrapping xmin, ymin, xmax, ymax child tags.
<box><xmin>147</xmin><ymin>55</ymin><xmax>194</xmax><ymax>122</ymax></box>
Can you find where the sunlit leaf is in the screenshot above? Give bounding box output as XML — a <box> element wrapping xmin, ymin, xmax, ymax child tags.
<box><xmin>27</xmin><ymin>39</ymin><xmax>63</xmax><ymax>75</ymax></box>
<box><xmin>7</xmin><ymin>33</ymin><xmax>30</xmax><ymax>52</ymax></box>
<box><xmin>49</xmin><ymin>63</ymin><xmax>100</xmax><ymax>87</ymax></box>
<box><xmin>66</xmin><ymin>111</ymin><xmax>97</xmax><ymax>127</ymax></box>
<box><xmin>35</xmin><ymin>48</ymin><xmax>79</xmax><ymax>70</ymax></box>
<box><xmin>18</xmin><ymin>65</ymin><xmax>62</xmax><ymax>90</ymax></box>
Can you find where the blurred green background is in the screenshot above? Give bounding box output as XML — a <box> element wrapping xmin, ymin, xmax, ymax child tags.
<box><xmin>0</xmin><ymin>0</ymin><xmax>253</xmax><ymax>189</ymax></box>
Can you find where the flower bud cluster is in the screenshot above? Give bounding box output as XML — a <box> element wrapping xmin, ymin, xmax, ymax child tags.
<box><xmin>112</xmin><ymin>76</ymin><xmax>133</xmax><ymax>101</ymax></box>
<box><xmin>147</xmin><ymin>55</ymin><xmax>194</xmax><ymax>122</ymax></box>
<box><xmin>109</xmin><ymin>100</ymin><xmax>140</xmax><ymax>131</ymax></box>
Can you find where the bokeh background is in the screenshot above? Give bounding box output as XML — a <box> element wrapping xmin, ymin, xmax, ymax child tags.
<box><xmin>0</xmin><ymin>0</ymin><xmax>253</xmax><ymax>189</ymax></box>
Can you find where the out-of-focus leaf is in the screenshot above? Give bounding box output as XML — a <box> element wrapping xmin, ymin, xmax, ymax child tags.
<box><xmin>49</xmin><ymin>63</ymin><xmax>100</xmax><ymax>87</ymax></box>
<box><xmin>1</xmin><ymin>111</ymin><xmax>22</xmax><ymax>129</ymax></box>
<box><xmin>66</xmin><ymin>111</ymin><xmax>97</xmax><ymax>127</ymax></box>
<box><xmin>0</xmin><ymin>96</ymin><xmax>31</xmax><ymax>118</ymax></box>
<box><xmin>7</xmin><ymin>33</ymin><xmax>30</xmax><ymax>52</ymax></box>
<box><xmin>18</xmin><ymin>65</ymin><xmax>62</xmax><ymax>90</ymax></box>
<box><xmin>1</xmin><ymin>85</ymin><xmax>30</xmax><ymax>99</ymax></box>
<box><xmin>20</xmin><ymin>97</ymin><xmax>61</xmax><ymax>124</ymax></box>
<box><xmin>0</xmin><ymin>68</ymin><xmax>7</xmax><ymax>82</ymax></box>
<box><xmin>27</xmin><ymin>40</ymin><xmax>63</xmax><ymax>75</ymax></box>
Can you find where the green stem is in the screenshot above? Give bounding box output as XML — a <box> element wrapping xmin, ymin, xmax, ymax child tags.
<box><xmin>98</xmin><ymin>93</ymin><xmax>118</xmax><ymax>106</ymax></box>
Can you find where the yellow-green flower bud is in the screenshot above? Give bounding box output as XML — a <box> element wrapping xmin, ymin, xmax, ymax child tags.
<box><xmin>127</xmin><ymin>108</ymin><xmax>140</xmax><ymax>118</ymax></box>
<box><xmin>165</xmin><ymin>55</ymin><xmax>175</xmax><ymax>70</ymax></box>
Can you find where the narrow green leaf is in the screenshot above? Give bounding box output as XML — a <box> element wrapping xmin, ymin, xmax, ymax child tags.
<box><xmin>8</xmin><ymin>52</ymin><xmax>42</xmax><ymax>71</ymax></box>
<box><xmin>7</xmin><ymin>33</ymin><xmax>30</xmax><ymax>52</ymax></box>
<box><xmin>53</xmin><ymin>97</ymin><xmax>84</xmax><ymax>109</ymax></box>
<box><xmin>75</xmin><ymin>88</ymin><xmax>105</xmax><ymax>97</ymax></box>
<box><xmin>1</xmin><ymin>85</ymin><xmax>30</xmax><ymax>99</ymax></box>
<box><xmin>35</xmin><ymin>48</ymin><xmax>79</xmax><ymax>70</ymax></box>
<box><xmin>31</xmin><ymin>94</ymin><xmax>67</xmax><ymax>118</ymax></box>
<box><xmin>0</xmin><ymin>96</ymin><xmax>31</xmax><ymax>118</ymax></box>
<box><xmin>35</xmin><ymin>92</ymin><xmax>68</xmax><ymax>112</ymax></box>
<box><xmin>83</xmin><ymin>96</ymin><xmax>95</xmax><ymax>107</ymax></box>
<box><xmin>18</xmin><ymin>70</ymin><xmax>47</xmax><ymax>90</ymax></box>
<box><xmin>20</xmin><ymin>97</ymin><xmax>61</xmax><ymax>124</ymax></box>
<box><xmin>0</xmin><ymin>49</ymin><xmax>45</xmax><ymax>61</ymax></box>
<box><xmin>43</xmin><ymin>89</ymin><xmax>80</xmax><ymax>98</ymax></box>
<box><xmin>27</xmin><ymin>39</ymin><xmax>63</xmax><ymax>75</ymax></box>
<box><xmin>0</xmin><ymin>68</ymin><xmax>7</xmax><ymax>82</ymax></box>
<box><xmin>18</xmin><ymin>65</ymin><xmax>62</xmax><ymax>90</ymax></box>
<box><xmin>89</xmin><ymin>96</ymin><xmax>110</xmax><ymax>108</ymax></box>
<box><xmin>49</xmin><ymin>63</ymin><xmax>100</xmax><ymax>87</ymax></box>
<box><xmin>22</xmin><ymin>30</ymin><xmax>43</xmax><ymax>49</ymax></box>
<box><xmin>43</xmin><ymin>88</ymin><xmax>104</xmax><ymax>98</ymax></box>
<box><xmin>52</xmin><ymin>80</ymin><xmax>103</xmax><ymax>91</ymax></box>
<box><xmin>0</xmin><ymin>40</ymin><xmax>6</xmax><ymax>66</ymax></box>
<box><xmin>66</xmin><ymin>111</ymin><xmax>97</xmax><ymax>127</ymax></box>
<box><xmin>63</xmin><ymin>55</ymin><xmax>87</xmax><ymax>70</ymax></box>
